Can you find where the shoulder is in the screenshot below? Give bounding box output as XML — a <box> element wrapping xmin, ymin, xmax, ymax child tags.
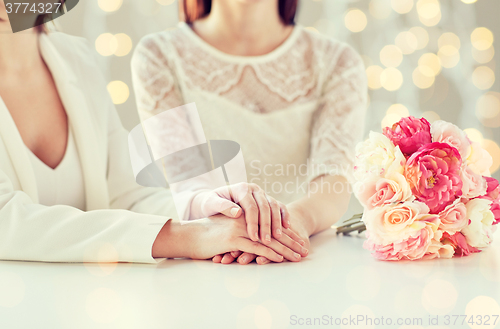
<box><xmin>42</xmin><ymin>32</ymin><xmax>96</xmax><ymax>66</ymax></box>
<box><xmin>133</xmin><ymin>27</ymin><xmax>184</xmax><ymax>63</ymax></box>
<box><xmin>300</xmin><ymin>28</ymin><xmax>364</xmax><ymax>73</ymax></box>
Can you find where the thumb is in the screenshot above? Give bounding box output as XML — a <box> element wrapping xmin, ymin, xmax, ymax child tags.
<box><xmin>216</xmin><ymin>198</ymin><xmax>242</xmax><ymax>218</ymax></box>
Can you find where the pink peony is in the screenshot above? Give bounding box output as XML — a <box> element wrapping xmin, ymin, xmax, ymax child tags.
<box><xmin>383</xmin><ymin>116</ymin><xmax>432</xmax><ymax>155</ymax></box>
<box><xmin>479</xmin><ymin>176</ymin><xmax>500</xmax><ymax>225</ymax></box>
<box><xmin>423</xmin><ymin>230</ymin><xmax>455</xmax><ymax>259</ymax></box>
<box><xmin>441</xmin><ymin>232</ymin><xmax>481</xmax><ymax>257</ymax></box>
<box><xmin>405</xmin><ymin>142</ymin><xmax>463</xmax><ymax>214</ymax></box>
<box><xmin>363</xmin><ymin>220</ymin><xmax>438</xmax><ymax>261</ymax></box>
<box><xmin>438</xmin><ymin>199</ymin><xmax>468</xmax><ymax>234</ymax></box>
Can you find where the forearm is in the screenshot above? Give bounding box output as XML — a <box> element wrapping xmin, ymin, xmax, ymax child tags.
<box><xmin>288</xmin><ymin>175</ymin><xmax>351</xmax><ymax>236</ymax></box>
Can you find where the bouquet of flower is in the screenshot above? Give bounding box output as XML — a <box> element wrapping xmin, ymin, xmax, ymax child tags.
<box><xmin>352</xmin><ymin>116</ymin><xmax>500</xmax><ymax>261</ymax></box>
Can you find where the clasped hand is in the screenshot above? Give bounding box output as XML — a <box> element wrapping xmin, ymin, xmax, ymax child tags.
<box><xmin>191</xmin><ymin>183</ymin><xmax>309</xmax><ymax>264</ymax></box>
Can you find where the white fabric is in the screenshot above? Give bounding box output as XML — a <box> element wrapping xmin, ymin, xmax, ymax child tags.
<box><xmin>27</xmin><ymin>127</ymin><xmax>86</xmax><ymax>210</ymax></box>
<box><xmin>0</xmin><ymin>32</ymin><xmax>179</xmax><ymax>264</ymax></box>
<box><xmin>131</xmin><ymin>22</ymin><xmax>368</xmax><ymax>207</ymax></box>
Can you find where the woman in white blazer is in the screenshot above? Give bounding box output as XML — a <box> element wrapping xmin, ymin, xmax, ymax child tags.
<box><xmin>0</xmin><ymin>3</ymin><xmax>299</xmax><ymax>264</ymax></box>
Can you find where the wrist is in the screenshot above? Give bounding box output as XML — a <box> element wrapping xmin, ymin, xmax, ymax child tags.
<box><xmin>152</xmin><ymin>220</ymin><xmax>198</xmax><ymax>259</ymax></box>
<box><xmin>287</xmin><ymin>201</ymin><xmax>316</xmax><ymax>236</ymax></box>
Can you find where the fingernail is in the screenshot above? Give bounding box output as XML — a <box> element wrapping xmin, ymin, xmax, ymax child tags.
<box><xmin>278</xmin><ymin>256</ymin><xmax>284</xmax><ymax>262</ymax></box>
<box><xmin>302</xmin><ymin>247</ymin><xmax>308</xmax><ymax>255</ymax></box>
<box><xmin>265</xmin><ymin>234</ymin><xmax>271</xmax><ymax>242</ymax></box>
<box><xmin>287</xmin><ymin>220</ymin><xmax>291</xmax><ymax>226</ymax></box>
<box><xmin>294</xmin><ymin>253</ymin><xmax>301</xmax><ymax>260</ymax></box>
<box><xmin>230</xmin><ymin>207</ymin><xmax>239</xmax><ymax>217</ymax></box>
<box><xmin>255</xmin><ymin>233</ymin><xmax>259</xmax><ymax>240</ymax></box>
<box><xmin>276</xmin><ymin>229</ymin><xmax>282</xmax><ymax>236</ymax></box>
<box><xmin>300</xmin><ymin>240</ymin><xmax>305</xmax><ymax>246</ymax></box>
<box><xmin>242</xmin><ymin>256</ymin><xmax>248</xmax><ymax>262</ymax></box>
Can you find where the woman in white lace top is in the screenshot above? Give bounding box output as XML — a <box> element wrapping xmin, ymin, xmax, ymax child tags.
<box><xmin>131</xmin><ymin>0</ymin><xmax>368</xmax><ymax>264</ymax></box>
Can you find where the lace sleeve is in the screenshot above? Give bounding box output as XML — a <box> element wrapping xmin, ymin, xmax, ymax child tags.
<box><xmin>308</xmin><ymin>44</ymin><xmax>368</xmax><ymax>184</ymax></box>
<box><xmin>131</xmin><ymin>35</ymin><xmax>184</xmax><ymax>117</ymax></box>
<box><xmin>131</xmin><ymin>35</ymin><xmax>199</xmax><ymax>179</ymax></box>
<box><xmin>131</xmin><ymin>35</ymin><xmax>212</xmax><ymax>221</ymax></box>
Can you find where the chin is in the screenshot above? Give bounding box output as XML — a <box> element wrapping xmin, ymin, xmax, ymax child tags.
<box><xmin>236</xmin><ymin>0</ymin><xmax>274</xmax><ymax>3</ymax></box>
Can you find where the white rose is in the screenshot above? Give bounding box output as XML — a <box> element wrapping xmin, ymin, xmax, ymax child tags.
<box><xmin>353</xmin><ymin>132</ymin><xmax>406</xmax><ymax>182</ymax></box>
<box><xmin>461</xmin><ymin>198</ymin><xmax>495</xmax><ymax>248</ymax></box>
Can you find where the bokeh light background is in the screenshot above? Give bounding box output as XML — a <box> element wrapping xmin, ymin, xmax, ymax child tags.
<box><xmin>53</xmin><ymin>0</ymin><xmax>500</xmax><ymax>181</ymax></box>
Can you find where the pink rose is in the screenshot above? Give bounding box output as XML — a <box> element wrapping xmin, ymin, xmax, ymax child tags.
<box><xmin>441</xmin><ymin>232</ymin><xmax>481</xmax><ymax>257</ymax></box>
<box><xmin>362</xmin><ymin>201</ymin><xmax>436</xmax><ymax>245</ymax></box>
<box><xmin>430</xmin><ymin>120</ymin><xmax>471</xmax><ymax>159</ymax></box>
<box><xmin>461</xmin><ymin>165</ymin><xmax>487</xmax><ymax>199</ymax></box>
<box><xmin>363</xmin><ymin>220</ymin><xmax>438</xmax><ymax>261</ymax></box>
<box><xmin>479</xmin><ymin>176</ymin><xmax>500</xmax><ymax>225</ymax></box>
<box><xmin>383</xmin><ymin>116</ymin><xmax>432</xmax><ymax>155</ymax></box>
<box><xmin>438</xmin><ymin>199</ymin><xmax>468</xmax><ymax>234</ymax></box>
<box><xmin>405</xmin><ymin>142</ymin><xmax>463</xmax><ymax>214</ymax></box>
<box><xmin>355</xmin><ymin>172</ymin><xmax>413</xmax><ymax>210</ymax></box>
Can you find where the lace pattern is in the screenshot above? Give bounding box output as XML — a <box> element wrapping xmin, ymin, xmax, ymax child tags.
<box><xmin>131</xmin><ymin>23</ymin><xmax>367</xmax><ymax>200</ymax></box>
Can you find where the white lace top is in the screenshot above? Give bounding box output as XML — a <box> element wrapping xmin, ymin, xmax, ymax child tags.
<box><xmin>131</xmin><ymin>22</ymin><xmax>367</xmax><ymax>204</ymax></box>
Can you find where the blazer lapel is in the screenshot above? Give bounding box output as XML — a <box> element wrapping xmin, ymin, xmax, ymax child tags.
<box><xmin>0</xmin><ymin>97</ymin><xmax>39</xmax><ymax>203</ymax></box>
<box><xmin>39</xmin><ymin>33</ymin><xmax>110</xmax><ymax>210</ymax></box>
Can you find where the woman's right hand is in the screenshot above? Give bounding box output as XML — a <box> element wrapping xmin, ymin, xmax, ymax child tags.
<box><xmin>152</xmin><ymin>214</ymin><xmax>301</xmax><ymax>263</ymax></box>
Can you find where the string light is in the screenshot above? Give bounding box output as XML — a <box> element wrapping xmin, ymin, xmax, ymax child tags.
<box><xmin>95</xmin><ymin>33</ymin><xmax>118</xmax><ymax>56</ymax></box>
<box><xmin>345</xmin><ymin>9</ymin><xmax>368</xmax><ymax>33</ymax></box>
<box><xmin>413</xmin><ymin>66</ymin><xmax>435</xmax><ymax>89</ymax></box>
<box><xmin>416</xmin><ymin>0</ymin><xmax>441</xmax><ymax>26</ymax></box>
<box><xmin>107</xmin><ymin>81</ymin><xmax>130</xmax><ymax>105</ymax></box>
<box><xmin>418</xmin><ymin>53</ymin><xmax>442</xmax><ymax>76</ymax></box>
<box><xmin>409</xmin><ymin>26</ymin><xmax>429</xmax><ymax>49</ymax></box>
<box><xmin>380</xmin><ymin>45</ymin><xmax>403</xmax><ymax>67</ymax></box>
<box><xmin>370</xmin><ymin>0</ymin><xmax>393</xmax><ymax>19</ymax></box>
<box><xmin>366</xmin><ymin>65</ymin><xmax>384</xmax><ymax>90</ymax></box>
<box><xmin>114</xmin><ymin>33</ymin><xmax>133</xmax><ymax>57</ymax></box>
<box><xmin>422</xmin><ymin>111</ymin><xmax>440</xmax><ymax>123</ymax></box>
<box><xmin>471</xmin><ymin>27</ymin><xmax>494</xmax><ymax>51</ymax></box>
<box><xmin>380</xmin><ymin>67</ymin><xmax>404</xmax><ymax>91</ymax></box>
<box><xmin>476</xmin><ymin>92</ymin><xmax>500</xmax><ymax>121</ymax></box>
<box><xmin>391</xmin><ymin>0</ymin><xmax>414</xmax><ymax>14</ymax></box>
<box><xmin>472</xmin><ymin>46</ymin><xmax>495</xmax><ymax>64</ymax></box>
<box><xmin>395</xmin><ymin>31</ymin><xmax>418</xmax><ymax>54</ymax></box>
<box><xmin>472</xmin><ymin>66</ymin><xmax>495</xmax><ymax>90</ymax></box>
<box><xmin>98</xmin><ymin>0</ymin><xmax>123</xmax><ymax>12</ymax></box>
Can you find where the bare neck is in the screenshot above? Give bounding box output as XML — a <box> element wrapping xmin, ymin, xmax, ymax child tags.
<box><xmin>0</xmin><ymin>30</ymin><xmax>42</xmax><ymax>75</ymax></box>
<box><xmin>191</xmin><ymin>0</ymin><xmax>294</xmax><ymax>56</ymax></box>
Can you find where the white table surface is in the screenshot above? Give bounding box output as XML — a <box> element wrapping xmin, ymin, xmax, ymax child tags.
<box><xmin>1</xmin><ymin>228</ymin><xmax>499</xmax><ymax>329</ymax></box>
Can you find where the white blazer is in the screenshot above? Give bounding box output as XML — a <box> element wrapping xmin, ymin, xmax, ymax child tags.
<box><xmin>0</xmin><ymin>32</ymin><xmax>178</xmax><ymax>264</ymax></box>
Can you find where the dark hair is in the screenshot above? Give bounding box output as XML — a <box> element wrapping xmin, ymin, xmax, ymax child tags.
<box><xmin>35</xmin><ymin>0</ymin><xmax>65</xmax><ymax>33</ymax></box>
<box><xmin>182</xmin><ymin>0</ymin><xmax>298</xmax><ymax>25</ymax></box>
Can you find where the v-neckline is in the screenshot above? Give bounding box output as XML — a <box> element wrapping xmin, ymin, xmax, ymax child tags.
<box><xmin>26</xmin><ymin>127</ymin><xmax>73</xmax><ymax>171</ymax></box>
